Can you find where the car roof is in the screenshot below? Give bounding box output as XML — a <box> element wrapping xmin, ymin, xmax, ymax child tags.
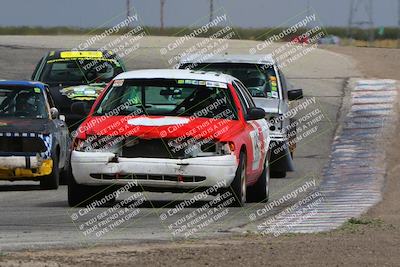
<box><xmin>0</xmin><ymin>80</ymin><xmax>46</xmax><ymax>89</ymax></box>
<box><xmin>115</xmin><ymin>69</ymin><xmax>238</xmax><ymax>84</ymax></box>
<box><xmin>179</xmin><ymin>54</ymin><xmax>275</xmax><ymax>65</ymax></box>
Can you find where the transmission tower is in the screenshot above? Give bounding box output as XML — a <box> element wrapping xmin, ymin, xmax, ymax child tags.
<box><xmin>347</xmin><ymin>0</ymin><xmax>374</xmax><ymax>44</ymax></box>
<box><xmin>160</xmin><ymin>0</ymin><xmax>166</xmax><ymax>30</ymax></box>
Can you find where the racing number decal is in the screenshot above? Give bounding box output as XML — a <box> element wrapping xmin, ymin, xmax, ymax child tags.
<box><xmin>249</xmin><ymin>122</ymin><xmax>262</xmax><ymax>171</ymax></box>
<box><xmin>249</xmin><ymin>121</ymin><xmax>269</xmax><ymax>171</ymax></box>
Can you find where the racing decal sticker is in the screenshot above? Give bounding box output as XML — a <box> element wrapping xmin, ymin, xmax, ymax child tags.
<box><xmin>176</xmin><ymin>80</ymin><xmax>227</xmax><ymax>88</ymax></box>
<box><xmin>60</xmin><ymin>51</ymin><xmax>103</xmax><ymax>59</ymax></box>
<box><xmin>39</xmin><ymin>134</ymin><xmax>53</xmax><ymax>159</ymax></box>
<box><xmin>113</xmin><ymin>79</ymin><xmax>124</xmax><ymax>87</ymax></box>
<box><xmin>249</xmin><ymin>121</ymin><xmax>262</xmax><ymax>171</ymax></box>
<box><xmin>249</xmin><ymin>120</ymin><xmax>269</xmax><ymax>170</ymax></box>
<box><xmin>206</xmin><ymin>81</ymin><xmax>228</xmax><ymax>89</ymax></box>
<box><xmin>127</xmin><ymin>117</ymin><xmax>190</xmax><ymax>126</ymax></box>
<box><xmin>60</xmin><ymin>85</ymin><xmax>104</xmax><ymax>100</ymax></box>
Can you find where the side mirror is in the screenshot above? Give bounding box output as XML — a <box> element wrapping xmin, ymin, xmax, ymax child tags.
<box><xmin>50</xmin><ymin>107</ymin><xmax>59</xmax><ymax>119</ymax></box>
<box><xmin>71</xmin><ymin>101</ymin><xmax>90</xmax><ymax>116</ymax></box>
<box><xmin>246</xmin><ymin>107</ymin><xmax>266</xmax><ymax>121</ymax></box>
<box><xmin>288</xmin><ymin>89</ymin><xmax>303</xmax><ymax>101</ymax></box>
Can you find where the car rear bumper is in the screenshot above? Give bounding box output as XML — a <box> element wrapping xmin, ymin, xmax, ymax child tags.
<box><xmin>71</xmin><ymin>151</ymin><xmax>238</xmax><ymax>189</ymax></box>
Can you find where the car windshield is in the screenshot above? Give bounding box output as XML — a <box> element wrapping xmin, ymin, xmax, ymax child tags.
<box><xmin>0</xmin><ymin>86</ymin><xmax>48</xmax><ymax>119</ymax></box>
<box><xmin>183</xmin><ymin>63</ymin><xmax>280</xmax><ymax>99</ymax></box>
<box><xmin>94</xmin><ymin>78</ymin><xmax>238</xmax><ymax>120</ymax></box>
<box><xmin>40</xmin><ymin>58</ymin><xmax>124</xmax><ymax>86</ymax></box>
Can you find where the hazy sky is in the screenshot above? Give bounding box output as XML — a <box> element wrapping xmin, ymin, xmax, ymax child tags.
<box><xmin>0</xmin><ymin>0</ymin><xmax>398</xmax><ymax>28</ymax></box>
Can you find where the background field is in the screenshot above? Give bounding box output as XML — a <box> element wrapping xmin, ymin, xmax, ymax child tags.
<box><xmin>0</xmin><ymin>26</ymin><xmax>399</xmax><ymax>48</ymax></box>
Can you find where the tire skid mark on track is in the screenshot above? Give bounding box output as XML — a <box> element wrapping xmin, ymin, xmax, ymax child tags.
<box><xmin>263</xmin><ymin>79</ymin><xmax>398</xmax><ymax>233</ymax></box>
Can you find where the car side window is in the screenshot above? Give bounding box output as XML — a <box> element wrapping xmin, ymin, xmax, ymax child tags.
<box><xmin>232</xmin><ymin>82</ymin><xmax>249</xmax><ymax>116</ymax></box>
<box><xmin>278</xmin><ymin>69</ymin><xmax>289</xmax><ymax>101</ymax></box>
<box><xmin>31</xmin><ymin>56</ymin><xmax>45</xmax><ymax>80</ymax></box>
<box><xmin>236</xmin><ymin>80</ymin><xmax>256</xmax><ymax>108</ymax></box>
<box><xmin>44</xmin><ymin>87</ymin><xmax>55</xmax><ymax>108</ymax></box>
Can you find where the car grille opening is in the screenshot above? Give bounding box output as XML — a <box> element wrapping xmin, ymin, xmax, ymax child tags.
<box><xmin>0</xmin><ymin>136</ymin><xmax>46</xmax><ymax>153</ymax></box>
<box><xmin>122</xmin><ymin>138</ymin><xmax>187</xmax><ymax>159</ymax></box>
<box><xmin>87</xmin><ymin>135</ymin><xmax>218</xmax><ymax>159</ymax></box>
<box><xmin>90</xmin><ymin>173</ymin><xmax>206</xmax><ymax>182</ymax></box>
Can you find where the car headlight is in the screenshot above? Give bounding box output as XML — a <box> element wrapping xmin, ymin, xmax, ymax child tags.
<box><xmin>73</xmin><ymin>135</ymin><xmax>123</xmax><ymax>153</ymax></box>
<box><xmin>184</xmin><ymin>140</ymin><xmax>234</xmax><ymax>157</ymax></box>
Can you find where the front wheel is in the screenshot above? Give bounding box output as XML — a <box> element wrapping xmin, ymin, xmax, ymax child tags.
<box><xmin>68</xmin><ymin>174</ymin><xmax>115</xmax><ymax>207</ymax></box>
<box><xmin>247</xmin><ymin>156</ymin><xmax>270</xmax><ymax>203</ymax></box>
<box><xmin>40</xmin><ymin>155</ymin><xmax>59</xmax><ymax>190</ymax></box>
<box><xmin>225</xmin><ymin>152</ymin><xmax>247</xmax><ymax>207</ymax></box>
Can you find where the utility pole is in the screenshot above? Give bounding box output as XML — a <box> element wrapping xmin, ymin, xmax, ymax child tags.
<box><xmin>306</xmin><ymin>0</ymin><xmax>312</xmax><ymax>29</ymax></box>
<box><xmin>347</xmin><ymin>0</ymin><xmax>375</xmax><ymax>46</ymax></box>
<box><xmin>126</xmin><ymin>0</ymin><xmax>131</xmax><ymax>27</ymax></box>
<box><xmin>209</xmin><ymin>0</ymin><xmax>214</xmax><ymax>23</ymax></box>
<box><xmin>160</xmin><ymin>0</ymin><xmax>166</xmax><ymax>31</ymax></box>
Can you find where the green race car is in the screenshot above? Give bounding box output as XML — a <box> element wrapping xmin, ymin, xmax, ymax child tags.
<box><xmin>31</xmin><ymin>50</ymin><xmax>127</xmax><ymax>130</ymax></box>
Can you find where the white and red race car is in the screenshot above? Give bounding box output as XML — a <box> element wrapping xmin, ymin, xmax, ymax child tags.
<box><xmin>68</xmin><ymin>69</ymin><xmax>270</xmax><ymax>207</ymax></box>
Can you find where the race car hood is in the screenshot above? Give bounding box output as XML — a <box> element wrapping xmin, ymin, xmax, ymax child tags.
<box><xmin>0</xmin><ymin>118</ymin><xmax>52</xmax><ymax>134</ymax></box>
<box><xmin>80</xmin><ymin>116</ymin><xmax>244</xmax><ymax>141</ymax></box>
<box><xmin>253</xmin><ymin>98</ymin><xmax>283</xmax><ymax>114</ymax></box>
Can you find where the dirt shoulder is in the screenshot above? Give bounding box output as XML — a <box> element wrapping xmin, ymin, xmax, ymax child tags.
<box><xmin>324</xmin><ymin>46</ymin><xmax>400</xmax><ymax>80</ymax></box>
<box><xmin>1</xmin><ymin>46</ymin><xmax>400</xmax><ymax>267</ymax></box>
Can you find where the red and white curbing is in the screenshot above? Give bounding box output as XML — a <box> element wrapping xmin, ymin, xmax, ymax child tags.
<box><xmin>258</xmin><ymin>79</ymin><xmax>398</xmax><ymax>234</ymax></box>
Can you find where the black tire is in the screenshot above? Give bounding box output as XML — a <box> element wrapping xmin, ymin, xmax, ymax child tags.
<box><xmin>59</xmin><ymin>161</ymin><xmax>71</xmax><ymax>185</ymax></box>
<box><xmin>288</xmin><ymin>118</ymin><xmax>297</xmax><ymax>157</ymax></box>
<box><xmin>225</xmin><ymin>152</ymin><xmax>247</xmax><ymax>207</ymax></box>
<box><xmin>247</xmin><ymin>156</ymin><xmax>270</xmax><ymax>203</ymax></box>
<box><xmin>68</xmin><ymin>174</ymin><xmax>115</xmax><ymax>207</ymax></box>
<box><xmin>40</xmin><ymin>154</ymin><xmax>59</xmax><ymax>190</ymax></box>
<box><xmin>271</xmin><ymin>171</ymin><xmax>287</xmax><ymax>178</ymax></box>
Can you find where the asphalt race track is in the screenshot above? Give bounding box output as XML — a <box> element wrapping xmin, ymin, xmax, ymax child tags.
<box><xmin>0</xmin><ymin>36</ymin><xmax>362</xmax><ymax>250</ymax></box>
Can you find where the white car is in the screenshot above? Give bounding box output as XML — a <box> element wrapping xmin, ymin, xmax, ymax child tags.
<box><xmin>68</xmin><ymin>69</ymin><xmax>271</xmax><ymax>207</ymax></box>
<box><xmin>178</xmin><ymin>54</ymin><xmax>304</xmax><ymax>178</ymax></box>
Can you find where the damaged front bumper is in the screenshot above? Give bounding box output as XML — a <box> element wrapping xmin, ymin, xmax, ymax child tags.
<box><xmin>71</xmin><ymin>151</ymin><xmax>237</xmax><ymax>189</ymax></box>
<box><xmin>0</xmin><ymin>155</ymin><xmax>53</xmax><ymax>180</ymax></box>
